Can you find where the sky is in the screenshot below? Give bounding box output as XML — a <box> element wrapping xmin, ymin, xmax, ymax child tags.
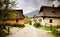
<box><xmin>13</xmin><ymin>0</ymin><xmax>55</xmax><ymax>14</ymax></box>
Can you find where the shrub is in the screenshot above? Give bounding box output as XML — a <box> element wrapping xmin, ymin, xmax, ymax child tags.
<box><xmin>51</xmin><ymin>27</ymin><xmax>57</xmax><ymax>36</ymax></box>
<box><xmin>0</xmin><ymin>28</ymin><xmax>9</xmax><ymax>37</ymax></box>
<box><xmin>34</xmin><ymin>21</ymin><xmax>42</xmax><ymax>28</ymax></box>
<box><xmin>24</xmin><ymin>16</ymin><xmax>31</xmax><ymax>24</ymax></box>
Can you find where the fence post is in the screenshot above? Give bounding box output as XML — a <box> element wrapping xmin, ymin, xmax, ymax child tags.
<box><xmin>8</xmin><ymin>26</ymin><xmax>10</xmax><ymax>33</ymax></box>
<box><xmin>45</xmin><ymin>23</ymin><xmax>46</xmax><ymax>27</ymax></box>
<box><xmin>50</xmin><ymin>24</ymin><xmax>52</xmax><ymax>31</ymax></box>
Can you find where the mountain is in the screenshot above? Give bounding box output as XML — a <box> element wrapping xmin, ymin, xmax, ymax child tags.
<box><xmin>24</xmin><ymin>10</ymin><xmax>39</xmax><ymax>17</ymax></box>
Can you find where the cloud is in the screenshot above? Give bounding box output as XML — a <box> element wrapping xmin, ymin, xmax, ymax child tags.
<box><xmin>52</xmin><ymin>0</ymin><xmax>60</xmax><ymax>7</ymax></box>
<box><xmin>14</xmin><ymin>0</ymin><xmax>54</xmax><ymax>14</ymax></box>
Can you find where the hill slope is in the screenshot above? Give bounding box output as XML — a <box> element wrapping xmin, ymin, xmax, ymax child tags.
<box><xmin>24</xmin><ymin>10</ymin><xmax>39</xmax><ymax>17</ymax></box>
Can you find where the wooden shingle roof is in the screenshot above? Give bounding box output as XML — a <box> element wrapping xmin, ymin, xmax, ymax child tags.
<box><xmin>0</xmin><ymin>10</ymin><xmax>25</xmax><ymax>20</ymax></box>
<box><xmin>37</xmin><ymin>6</ymin><xmax>60</xmax><ymax>18</ymax></box>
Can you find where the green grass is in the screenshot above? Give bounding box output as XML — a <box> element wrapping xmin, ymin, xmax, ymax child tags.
<box><xmin>41</xmin><ymin>26</ymin><xmax>59</xmax><ymax>36</ymax></box>
<box><xmin>6</xmin><ymin>26</ymin><xmax>12</xmax><ymax>31</ymax></box>
<box><xmin>51</xmin><ymin>28</ymin><xmax>57</xmax><ymax>36</ymax></box>
<box><xmin>41</xmin><ymin>26</ymin><xmax>56</xmax><ymax>31</ymax></box>
<box><xmin>35</xmin><ymin>25</ymin><xmax>42</xmax><ymax>28</ymax></box>
<box><xmin>41</xmin><ymin>26</ymin><xmax>51</xmax><ymax>31</ymax></box>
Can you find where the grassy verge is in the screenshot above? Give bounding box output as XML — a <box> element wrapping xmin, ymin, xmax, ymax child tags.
<box><xmin>41</xmin><ymin>26</ymin><xmax>59</xmax><ymax>36</ymax></box>
<box><xmin>41</xmin><ymin>26</ymin><xmax>51</xmax><ymax>31</ymax></box>
<box><xmin>35</xmin><ymin>25</ymin><xmax>42</xmax><ymax>28</ymax></box>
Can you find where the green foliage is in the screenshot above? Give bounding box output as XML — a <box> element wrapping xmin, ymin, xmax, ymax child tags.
<box><xmin>34</xmin><ymin>21</ymin><xmax>40</xmax><ymax>26</ymax></box>
<box><xmin>0</xmin><ymin>28</ymin><xmax>9</xmax><ymax>37</ymax></box>
<box><xmin>0</xmin><ymin>23</ymin><xmax>25</xmax><ymax>37</ymax></box>
<box><xmin>24</xmin><ymin>16</ymin><xmax>31</xmax><ymax>24</ymax></box>
<box><xmin>41</xmin><ymin>26</ymin><xmax>59</xmax><ymax>36</ymax></box>
<box><xmin>0</xmin><ymin>23</ymin><xmax>10</xmax><ymax>37</ymax></box>
<box><xmin>0</xmin><ymin>0</ymin><xmax>17</xmax><ymax>37</ymax></box>
<box><xmin>0</xmin><ymin>1</ymin><xmax>3</xmax><ymax>7</ymax></box>
<box><xmin>0</xmin><ymin>0</ymin><xmax>16</xmax><ymax>9</ymax></box>
<box><xmin>51</xmin><ymin>27</ymin><xmax>57</xmax><ymax>36</ymax></box>
<box><xmin>0</xmin><ymin>10</ymin><xmax>18</xmax><ymax>19</ymax></box>
<box><xmin>0</xmin><ymin>0</ymin><xmax>16</xmax><ymax>19</ymax></box>
<box><xmin>41</xmin><ymin>26</ymin><xmax>51</xmax><ymax>31</ymax></box>
<box><xmin>35</xmin><ymin>25</ymin><xmax>42</xmax><ymax>28</ymax></box>
<box><xmin>51</xmin><ymin>27</ymin><xmax>60</xmax><ymax>36</ymax></box>
<box><xmin>4</xmin><ymin>10</ymin><xmax>18</xmax><ymax>19</ymax></box>
<box><xmin>41</xmin><ymin>26</ymin><xmax>57</xmax><ymax>31</ymax></box>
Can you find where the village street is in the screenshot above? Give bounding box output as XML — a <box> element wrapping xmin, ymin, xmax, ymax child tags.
<box><xmin>7</xmin><ymin>24</ymin><xmax>54</xmax><ymax>37</ymax></box>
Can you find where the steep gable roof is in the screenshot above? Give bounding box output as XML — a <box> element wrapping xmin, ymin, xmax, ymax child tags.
<box><xmin>8</xmin><ymin>10</ymin><xmax>25</xmax><ymax>20</ymax></box>
<box><xmin>39</xmin><ymin>6</ymin><xmax>60</xmax><ymax>12</ymax></box>
<box><xmin>38</xmin><ymin>6</ymin><xmax>60</xmax><ymax>18</ymax></box>
<box><xmin>0</xmin><ymin>10</ymin><xmax>25</xmax><ymax>20</ymax></box>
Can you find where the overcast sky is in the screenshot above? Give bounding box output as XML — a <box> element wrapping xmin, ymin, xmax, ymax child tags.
<box><xmin>14</xmin><ymin>0</ymin><xmax>55</xmax><ymax>14</ymax></box>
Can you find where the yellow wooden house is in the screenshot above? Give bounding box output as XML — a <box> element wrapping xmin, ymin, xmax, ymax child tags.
<box><xmin>37</xmin><ymin>6</ymin><xmax>60</xmax><ymax>26</ymax></box>
<box><xmin>3</xmin><ymin>10</ymin><xmax>25</xmax><ymax>26</ymax></box>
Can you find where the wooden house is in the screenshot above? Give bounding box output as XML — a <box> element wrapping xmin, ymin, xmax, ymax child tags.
<box><xmin>3</xmin><ymin>10</ymin><xmax>25</xmax><ymax>26</ymax></box>
<box><xmin>37</xmin><ymin>6</ymin><xmax>60</xmax><ymax>26</ymax></box>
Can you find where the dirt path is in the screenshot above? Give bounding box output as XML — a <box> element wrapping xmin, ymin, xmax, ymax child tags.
<box><xmin>7</xmin><ymin>25</ymin><xmax>54</xmax><ymax>37</ymax></box>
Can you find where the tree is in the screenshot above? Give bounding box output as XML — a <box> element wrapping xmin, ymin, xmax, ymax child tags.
<box><xmin>0</xmin><ymin>0</ymin><xmax>17</xmax><ymax>20</ymax></box>
<box><xmin>0</xmin><ymin>0</ymin><xmax>16</xmax><ymax>17</ymax></box>
<box><xmin>0</xmin><ymin>0</ymin><xmax>17</xmax><ymax>37</ymax></box>
<box><xmin>0</xmin><ymin>0</ymin><xmax>16</xmax><ymax>9</ymax></box>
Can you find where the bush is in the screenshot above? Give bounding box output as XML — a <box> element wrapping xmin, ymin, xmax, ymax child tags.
<box><xmin>34</xmin><ymin>21</ymin><xmax>42</xmax><ymax>28</ymax></box>
<box><xmin>51</xmin><ymin>25</ymin><xmax>60</xmax><ymax>36</ymax></box>
<box><xmin>0</xmin><ymin>23</ymin><xmax>25</xmax><ymax>37</ymax></box>
<box><xmin>51</xmin><ymin>27</ymin><xmax>57</xmax><ymax>36</ymax></box>
<box><xmin>24</xmin><ymin>16</ymin><xmax>31</xmax><ymax>24</ymax></box>
<box><xmin>0</xmin><ymin>28</ymin><xmax>9</xmax><ymax>37</ymax></box>
<box><xmin>34</xmin><ymin>22</ymin><xmax>40</xmax><ymax>26</ymax></box>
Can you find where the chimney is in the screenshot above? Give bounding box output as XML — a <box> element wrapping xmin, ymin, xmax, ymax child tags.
<box><xmin>52</xmin><ymin>4</ymin><xmax>54</xmax><ymax>7</ymax></box>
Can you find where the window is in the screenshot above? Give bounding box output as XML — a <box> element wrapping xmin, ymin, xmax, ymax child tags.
<box><xmin>16</xmin><ymin>19</ymin><xmax>18</xmax><ymax>22</ymax></box>
<box><xmin>50</xmin><ymin>19</ymin><xmax>52</xmax><ymax>23</ymax></box>
<box><xmin>38</xmin><ymin>18</ymin><xmax>42</xmax><ymax>22</ymax></box>
<box><xmin>33</xmin><ymin>18</ymin><xmax>37</xmax><ymax>21</ymax></box>
<box><xmin>52</xmin><ymin>11</ymin><xmax>56</xmax><ymax>14</ymax></box>
<box><xmin>39</xmin><ymin>19</ymin><xmax>42</xmax><ymax>22</ymax></box>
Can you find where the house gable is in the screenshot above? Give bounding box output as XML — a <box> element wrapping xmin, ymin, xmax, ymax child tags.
<box><xmin>38</xmin><ymin>6</ymin><xmax>60</xmax><ymax>18</ymax></box>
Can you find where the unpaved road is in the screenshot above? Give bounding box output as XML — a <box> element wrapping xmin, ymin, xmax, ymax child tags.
<box><xmin>7</xmin><ymin>25</ymin><xmax>54</xmax><ymax>37</ymax></box>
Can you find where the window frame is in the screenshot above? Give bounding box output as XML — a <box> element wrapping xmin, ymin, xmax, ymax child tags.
<box><xmin>16</xmin><ymin>19</ymin><xmax>18</xmax><ymax>22</ymax></box>
<box><xmin>50</xmin><ymin>19</ymin><xmax>52</xmax><ymax>23</ymax></box>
